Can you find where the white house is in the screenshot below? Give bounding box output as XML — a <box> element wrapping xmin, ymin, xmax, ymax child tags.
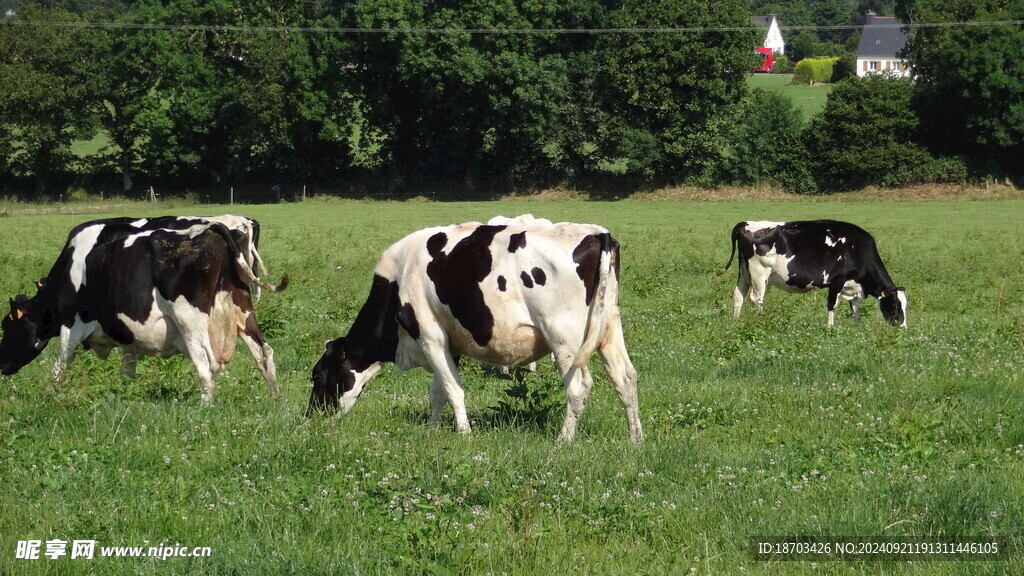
<box><xmin>751</xmin><ymin>14</ymin><xmax>785</xmax><ymax>55</ymax></box>
<box><xmin>856</xmin><ymin>14</ymin><xmax>911</xmax><ymax>77</ymax></box>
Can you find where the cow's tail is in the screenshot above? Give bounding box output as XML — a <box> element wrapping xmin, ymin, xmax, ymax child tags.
<box><xmin>210</xmin><ymin>223</ymin><xmax>288</xmax><ymax>293</ymax></box>
<box><xmin>716</xmin><ymin>222</ymin><xmax>743</xmax><ymax>276</ymax></box>
<box><xmin>572</xmin><ymin>233</ymin><xmax>617</xmax><ymax>369</ymax></box>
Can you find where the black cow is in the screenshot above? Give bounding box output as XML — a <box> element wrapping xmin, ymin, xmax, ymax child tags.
<box><xmin>719</xmin><ymin>220</ymin><xmax>908</xmax><ymax>326</ymax></box>
<box><xmin>1</xmin><ymin>218</ymin><xmax>287</xmax><ymax>402</ymax></box>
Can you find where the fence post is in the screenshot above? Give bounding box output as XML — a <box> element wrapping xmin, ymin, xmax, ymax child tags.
<box><xmin>230</xmin><ymin>186</ymin><xmax>234</xmax><ymax>205</ymax></box>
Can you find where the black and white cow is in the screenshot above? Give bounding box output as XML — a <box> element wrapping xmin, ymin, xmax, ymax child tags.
<box><xmin>70</xmin><ymin>215</ymin><xmax>268</xmax><ymax>297</ymax></box>
<box><xmin>309</xmin><ymin>216</ymin><xmax>643</xmax><ymax>444</ymax></box>
<box><xmin>0</xmin><ymin>218</ymin><xmax>287</xmax><ymax>402</ymax></box>
<box><xmin>719</xmin><ymin>220</ymin><xmax>908</xmax><ymax>327</ymax></box>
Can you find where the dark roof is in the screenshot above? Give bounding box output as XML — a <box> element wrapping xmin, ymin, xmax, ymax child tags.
<box><xmin>856</xmin><ymin>15</ymin><xmax>908</xmax><ymax>58</ymax></box>
<box><xmin>750</xmin><ymin>15</ymin><xmax>775</xmax><ymax>30</ymax></box>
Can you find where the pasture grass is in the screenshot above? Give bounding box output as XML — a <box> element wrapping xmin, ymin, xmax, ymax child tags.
<box><xmin>1</xmin><ymin>198</ymin><xmax>1022</xmax><ymax>575</ymax></box>
<box><xmin>747</xmin><ymin>73</ymin><xmax>834</xmax><ymax>121</ymax></box>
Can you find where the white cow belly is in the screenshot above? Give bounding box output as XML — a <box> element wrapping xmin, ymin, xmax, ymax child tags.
<box><xmin>113</xmin><ymin>311</ymin><xmax>183</xmax><ymax>356</ymax></box>
<box><xmin>840</xmin><ymin>280</ymin><xmax>865</xmax><ymax>301</ymax></box>
<box><xmin>113</xmin><ymin>302</ymin><xmax>183</xmax><ymax>357</ymax></box>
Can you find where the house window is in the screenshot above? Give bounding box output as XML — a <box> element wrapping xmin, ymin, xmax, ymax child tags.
<box><xmin>869</xmin><ymin>61</ymin><xmax>879</xmax><ymax>71</ymax></box>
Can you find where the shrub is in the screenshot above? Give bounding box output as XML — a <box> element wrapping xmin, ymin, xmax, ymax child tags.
<box><xmin>804</xmin><ymin>73</ymin><xmax>960</xmax><ymax>191</ymax></box>
<box><xmin>792</xmin><ymin>57</ymin><xmax>840</xmax><ymax>85</ymax></box>
<box><xmin>831</xmin><ymin>52</ymin><xmax>857</xmax><ymax>83</ymax></box>
<box><xmin>772</xmin><ymin>54</ymin><xmax>791</xmax><ymax>74</ymax></box>
<box><xmin>719</xmin><ymin>88</ymin><xmax>813</xmax><ymax>192</ymax></box>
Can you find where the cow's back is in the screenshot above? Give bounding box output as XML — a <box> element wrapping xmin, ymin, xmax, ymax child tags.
<box><xmin>382</xmin><ymin>221</ymin><xmax>613</xmax><ymax>364</ymax></box>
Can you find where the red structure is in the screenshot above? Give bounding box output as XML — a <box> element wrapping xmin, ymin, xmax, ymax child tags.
<box><xmin>754</xmin><ymin>47</ymin><xmax>775</xmax><ymax>72</ymax></box>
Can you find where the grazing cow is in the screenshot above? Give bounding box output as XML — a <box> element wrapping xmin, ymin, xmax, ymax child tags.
<box><xmin>0</xmin><ymin>219</ymin><xmax>287</xmax><ymax>402</ymax></box>
<box><xmin>719</xmin><ymin>220</ymin><xmax>908</xmax><ymax>327</ymax></box>
<box><xmin>309</xmin><ymin>217</ymin><xmax>643</xmax><ymax>444</ymax></box>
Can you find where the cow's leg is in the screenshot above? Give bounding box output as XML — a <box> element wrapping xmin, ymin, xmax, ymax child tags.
<box><xmin>598</xmin><ymin>312</ymin><xmax>643</xmax><ymax>444</ymax></box>
<box><xmin>733</xmin><ymin>267</ymin><xmax>751</xmax><ymax>317</ymax></box>
<box><xmin>849</xmin><ymin>297</ymin><xmax>862</xmax><ymax>324</ymax></box>
<box><xmin>166</xmin><ymin>302</ymin><xmax>219</xmax><ymax>403</ymax></box>
<box><xmin>747</xmin><ymin>264</ymin><xmax>772</xmax><ymax>311</ymax></box>
<box><xmin>826</xmin><ymin>285</ymin><xmax>843</xmax><ymax>327</ymax></box>
<box><xmin>419</xmin><ymin>339</ymin><xmax>471</xmax><ymax>433</ymax></box>
<box><xmin>428</xmin><ymin>374</ymin><xmax>446</xmax><ymax>426</ymax></box>
<box><xmin>53</xmin><ymin>320</ymin><xmax>91</xmax><ymax>380</ymax></box>
<box><xmin>239</xmin><ymin>313</ymin><xmax>279</xmax><ymax>397</ymax></box>
<box><xmin>550</xmin><ymin>349</ymin><xmax>593</xmax><ymax>444</ymax></box>
<box><xmin>120</xmin><ymin>353</ymin><xmax>138</xmax><ymax>379</ymax></box>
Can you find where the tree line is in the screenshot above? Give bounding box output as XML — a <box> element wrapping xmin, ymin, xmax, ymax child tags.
<box><xmin>0</xmin><ymin>0</ymin><xmax>1021</xmax><ymax>199</ymax></box>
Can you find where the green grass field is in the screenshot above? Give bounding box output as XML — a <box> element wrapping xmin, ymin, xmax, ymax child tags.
<box><xmin>747</xmin><ymin>74</ymin><xmax>834</xmax><ymax>121</ymax></box>
<box><xmin>1</xmin><ymin>198</ymin><xmax>1022</xmax><ymax>574</ymax></box>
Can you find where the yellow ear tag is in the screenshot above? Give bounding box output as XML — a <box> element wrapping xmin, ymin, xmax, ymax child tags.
<box><xmin>36</xmin><ymin>281</ymin><xmax>44</xmax><ymax>288</ymax></box>
<box><xmin>880</xmin><ymin>291</ymin><xmax>887</xmax><ymax>298</ymax></box>
<box><xmin>15</xmin><ymin>309</ymin><xmax>24</xmax><ymax>320</ymax></box>
<box><xmin>5</xmin><ymin>313</ymin><xmax>12</xmax><ymax>322</ymax></box>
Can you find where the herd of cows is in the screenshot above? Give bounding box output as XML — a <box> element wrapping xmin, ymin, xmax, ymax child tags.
<box><xmin>0</xmin><ymin>214</ymin><xmax>908</xmax><ymax>443</ymax></box>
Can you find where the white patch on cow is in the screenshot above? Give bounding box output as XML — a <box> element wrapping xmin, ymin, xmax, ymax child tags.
<box><xmin>130</xmin><ymin>218</ymin><xmax>149</xmax><ymax>228</ymax></box>
<box><xmin>395</xmin><ymin>329</ymin><xmax>427</xmax><ymax>371</ymax></box>
<box><xmin>69</xmin><ymin>225</ymin><xmax>104</xmax><ymax>291</ymax></box>
<box><xmin>839</xmin><ymin>237</ymin><xmax>847</xmax><ymax>244</ymax></box>
<box><xmin>897</xmin><ymin>289</ymin><xmax>909</xmax><ymax>328</ymax></box>
<box><xmin>487</xmin><ymin>214</ymin><xmax>554</xmax><ymax>228</ymax></box>
<box><xmin>825</xmin><ymin>235</ymin><xmax>837</xmax><ymax>247</ymax></box>
<box><xmin>339</xmin><ymin>364</ymin><xmax>382</xmax><ymax>415</ymax></box>
<box><xmin>744</xmin><ymin>220</ymin><xmax>784</xmax><ymax>234</ymax></box>
<box><xmin>840</xmin><ymin>280</ymin><xmax>865</xmax><ymax>301</ymax></box>
<box><xmin>112</xmin><ymin>291</ymin><xmax>181</xmax><ymax>358</ymax></box>
<box><xmin>821</xmin><ymin>271</ymin><xmax>830</xmax><ymax>284</ymax></box>
<box><xmin>123</xmin><ymin>230</ymin><xmax>156</xmax><ymax>248</ymax></box>
<box><xmin>124</xmin><ymin>224</ymin><xmax>211</xmax><ymax>249</ymax></box>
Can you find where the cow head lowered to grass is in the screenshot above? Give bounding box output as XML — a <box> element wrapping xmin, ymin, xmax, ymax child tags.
<box><xmin>309</xmin><ymin>215</ymin><xmax>643</xmax><ymax>444</ymax></box>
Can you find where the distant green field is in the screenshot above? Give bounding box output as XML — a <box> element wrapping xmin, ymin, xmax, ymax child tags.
<box><xmin>748</xmin><ymin>73</ymin><xmax>834</xmax><ymax>121</ymax></box>
<box><xmin>1</xmin><ymin>198</ymin><xmax>1022</xmax><ymax>574</ymax></box>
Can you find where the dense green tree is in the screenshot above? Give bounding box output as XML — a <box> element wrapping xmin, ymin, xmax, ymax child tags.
<box><xmin>597</xmin><ymin>0</ymin><xmax>755</xmax><ymax>181</ymax></box>
<box><xmin>790</xmin><ymin>29</ymin><xmax>818</xmax><ymax>60</ymax></box>
<box><xmin>0</xmin><ymin>6</ymin><xmax>96</xmax><ymax>193</ymax></box>
<box><xmin>898</xmin><ymin>0</ymin><xmax>1024</xmax><ymax>179</ymax></box>
<box><xmin>804</xmin><ymin>74</ymin><xmax>933</xmax><ymax>190</ymax></box>
<box><xmin>810</xmin><ymin>0</ymin><xmax>851</xmax><ymax>44</ymax></box>
<box><xmin>82</xmin><ymin>2</ymin><xmax>177</xmax><ymax>193</ymax></box>
<box><xmin>719</xmin><ymin>87</ymin><xmax>811</xmax><ymax>190</ymax></box>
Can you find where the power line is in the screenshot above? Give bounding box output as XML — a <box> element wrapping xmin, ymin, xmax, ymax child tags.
<box><xmin>3</xmin><ymin>19</ymin><xmax>1022</xmax><ymax>35</ymax></box>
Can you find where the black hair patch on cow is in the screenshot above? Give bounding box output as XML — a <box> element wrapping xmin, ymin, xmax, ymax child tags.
<box><xmin>520</xmin><ymin>271</ymin><xmax>534</xmax><ymax>288</ymax></box>
<box><xmin>426</xmin><ymin>225</ymin><xmax>503</xmax><ymax>347</ymax></box>
<box><xmin>343</xmin><ymin>274</ymin><xmax>401</xmax><ymax>368</ymax></box>
<box><xmin>508</xmin><ymin>232</ymin><xmax>527</xmax><ymax>253</ymax></box>
<box><xmin>396</xmin><ymin>302</ymin><xmax>421</xmax><ymax>340</ymax></box>
<box><xmin>573</xmin><ymin>234</ymin><xmax>606</xmax><ymax>305</ymax></box>
<box><xmin>531</xmin><ymin>267</ymin><xmax>546</xmax><ymax>286</ymax></box>
<box><xmin>497</xmin><ymin>276</ymin><xmax>507</xmax><ymax>292</ymax></box>
<box><xmin>426</xmin><ymin>232</ymin><xmax>448</xmax><ymax>257</ymax></box>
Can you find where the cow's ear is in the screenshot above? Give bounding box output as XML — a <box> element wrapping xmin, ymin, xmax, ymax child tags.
<box><xmin>7</xmin><ymin>299</ymin><xmax>22</xmax><ymax>321</ymax></box>
<box><xmin>324</xmin><ymin>339</ymin><xmax>346</xmax><ymax>360</ymax></box>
